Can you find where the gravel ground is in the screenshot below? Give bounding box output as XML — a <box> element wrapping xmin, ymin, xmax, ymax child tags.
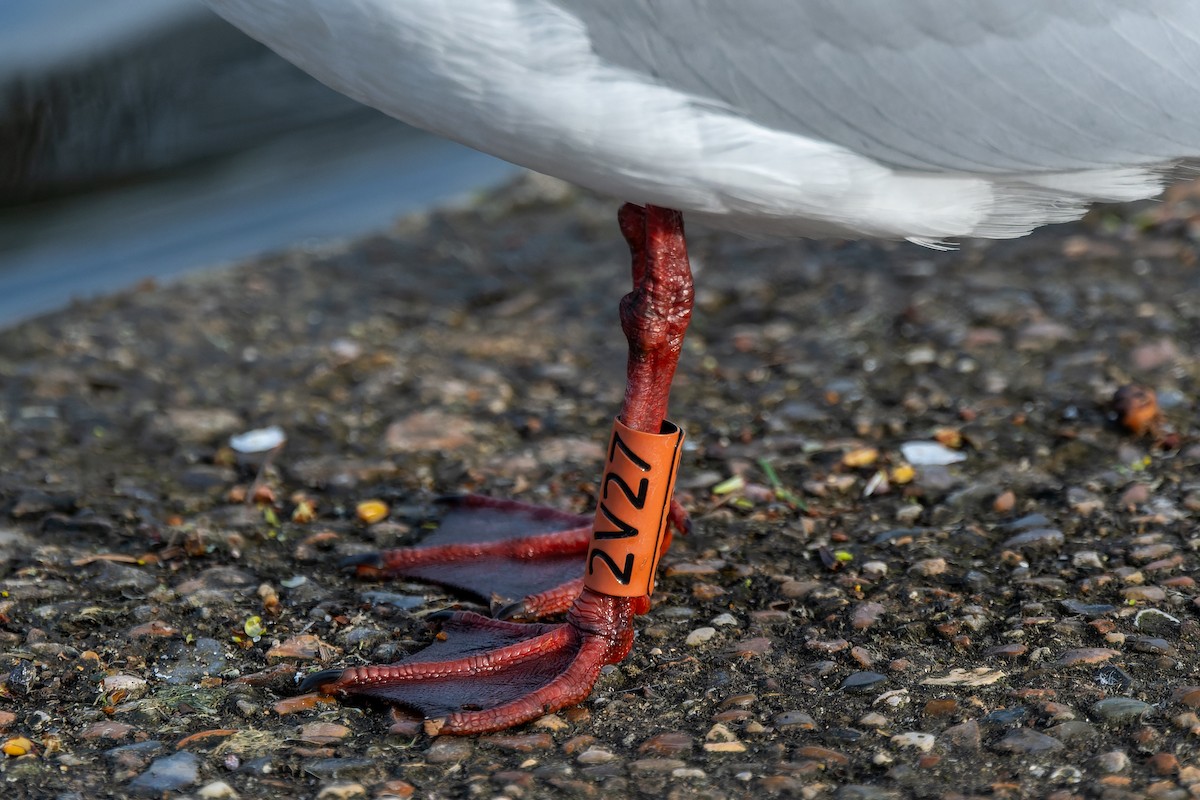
<box><xmin>0</xmin><ymin>174</ymin><xmax>1198</xmax><ymax>799</ymax></box>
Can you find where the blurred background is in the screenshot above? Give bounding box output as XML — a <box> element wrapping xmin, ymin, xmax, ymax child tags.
<box><xmin>0</xmin><ymin>0</ymin><xmax>518</xmax><ymax>326</ymax></box>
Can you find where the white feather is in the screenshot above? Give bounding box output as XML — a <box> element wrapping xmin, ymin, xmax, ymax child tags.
<box><xmin>201</xmin><ymin>0</ymin><xmax>1198</xmax><ymax>241</ymax></box>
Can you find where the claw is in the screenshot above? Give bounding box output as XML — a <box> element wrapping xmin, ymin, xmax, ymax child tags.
<box><xmin>495</xmin><ymin>600</ymin><xmax>527</xmax><ymax>621</ymax></box>
<box><xmin>304</xmin><ymin>590</ymin><xmax>640</xmax><ymax>734</ymax></box>
<box><xmin>340</xmin><ymin>552</ymin><xmax>385</xmax><ymax>570</ymax></box>
<box><xmin>298</xmin><ymin>668</ymin><xmax>350</xmax><ymax>694</ymax></box>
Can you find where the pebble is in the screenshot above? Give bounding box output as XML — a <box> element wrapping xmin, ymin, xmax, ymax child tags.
<box><xmin>890</xmin><ymin>732</ymin><xmax>935</xmax><ymax>753</ymax></box>
<box><xmin>840</xmin><ymin>672</ymin><xmax>887</xmax><ymax>693</ymax></box>
<box><xmin>1054</xmin><ymin>648</ymin><xmax>1119</xmax><ymax>667</ymax></box>
<box><xmin>711</xmin><ymin>613</ymin><xmax>738</xmax><ymax>626</ymax></box>
<box><xmin>900</xmin><ymin>441</ymin><xmax>966</xmax><ymax>466</ymax></box>
<box><xmin>686</xmin><ymin>627</ymin><xmax>717</xmax><ymax>646</ymax></box>
<box><xmin>850</xmin><ymin>602</ymin><xmax>885</xmax><ymax>630</ymax></box>
<box><xmin>639</xmin><ymin>732</ymin><xmax>694</xmax><ymax>757</ymax></box>
<box><xmin>303</xmin><ymin>758</ymin><xmax>376</xmax><ymax>779</ymax></box>
<box><xmin>384</xmin><ymin>410</ymin><xmax>483</xmax><ymax>452</ymax></box>
<box><xmin>128</xmin><ymin>751</ymin><xmax>201</xmax><ymax>796</ymax></box>
<box><xmin>425</xmin><ymin>739</ymin><xmax>473</xmax><ymax>764</ymax></box>
<box><xmin>298</xmin><ymin>723</ymin><xmax>352</xmax><ymax>744</ymax></box>
<box><xmin>1091</xmin><ymin>697</ymin><xmax>1152</xmax><ymax>725</ymax></box>
<box><xmin>1095</xmin><ymin>750</ymin><xmax>1131</xmax><ymax>773</ymax></box>
<box><xmin>1044</xmin><ymin>720</ymin><xmax>1098</xmax><ymax>742</ymax></box>
<box><xmin>316</xmin><ymin>784</ymin><xmax>367</xmax><ymax>800</ymax></box>
<box><xmin>80</xmin><ymin>721</ymin><xmax>137</xmax><ymax>741</ymax></box>
<box><xmin>1060</xmin><ymin>599</ymin><xmax>1115</xmax><ymax>617</ymax></box>
<box><xmin>1121</xmin><ymin>585</ymin><xmax>1166</xmax><ymax>603</ymax></box>
<box><xmin>160</xmin><ymin>637</ymin><xmax>227</xmax><ymax>684</ymax></box>
<box><xmin>152</xmin><ymin>408</ymin><xmax>242</xmax><ymax>442</ymax></box>
<box><xmin>1071</xmin><ymin>550</ymin><xmax>1105</xmax><ymax>570</ymax></box>
<box><xmin>483</xmin><ymin>734</ymin><xmax>554</xmax><ymax>752</ymax></box>
<box><xmin>101</xmin><ymin>675</ymin><xmax>148</xmax><ymax>700</ymax></box>
<box><xmin>992</xmin><ymin>728</ymin><xmax>1064</xmax><ymax>754</ymax></box>
<box><xmin>1001</xmin><ymin>527</ymin><xmax>1064</xmax><ymax>551</ymax></box>
<box><xmin>575</xmin><ymin>747</ymin><xmax>616</xmax><ymax>765</ymax></box>
<box><xmin>773</xmin><ymin>711</ymin><xmax>816</xmax><ymax>731</ymax></box>
<box><xmin>197</xmin><ymin>780</ymin><xmax>240</xmax><ymax>799</ymax></box>
<box><xmin>940</xmin><ymin>720</ymin><xmax>981</xmax><ymax>752</ymax></box>
<box><xmin>629</xmin><ymin>758</ymin><xmax>687</xmax><ymax>774</ymax></box>
<box><xmin>705</xmin><ymin>723</ymin><xmax>738</xmax><ymax>743</ymax></box>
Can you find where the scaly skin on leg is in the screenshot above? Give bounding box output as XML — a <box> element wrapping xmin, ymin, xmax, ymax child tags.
<box><xmin>302</xmin><ymin>204</ymin><xmax>694</xmax><ymax>733</ymax></box>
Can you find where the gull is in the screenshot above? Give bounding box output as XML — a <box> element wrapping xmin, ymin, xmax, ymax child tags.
<box><xmin>202</xmin><ymin>0</ymin><xmax>1200</xmax><ymax>734</ymax></box>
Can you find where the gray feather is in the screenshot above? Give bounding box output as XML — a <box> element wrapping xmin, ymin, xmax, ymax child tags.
<box><xmin>561</xmin><ymin>0</ymin><xmax>1200</xmax><ymax>173</ymax></box>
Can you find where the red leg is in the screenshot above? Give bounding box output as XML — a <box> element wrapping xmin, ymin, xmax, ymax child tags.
<box><xmin>304</xmin><ymin>205</ymin><xmax>693</xmax><ymax>733</ymax></box>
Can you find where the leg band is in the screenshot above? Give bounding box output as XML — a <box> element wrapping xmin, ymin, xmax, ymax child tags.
<box><xmin>583</xmin><ymin>416</ymin><xmax>684</xmax><ymax>597</ymax></box>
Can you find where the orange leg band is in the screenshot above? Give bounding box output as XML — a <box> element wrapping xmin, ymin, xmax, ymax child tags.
<box><xmin>583</xmin><ymin>417</ymin><xmax>684</xmax><ymax>597</ymax></box>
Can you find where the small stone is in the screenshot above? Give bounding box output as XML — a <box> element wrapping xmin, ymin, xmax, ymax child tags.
<box><xmin>1071</xmin><ymin>551</ymin><xmax>1105</xmax><ymax>570</ymax></box>
<box><xmin>1054</xmin><ymin>648</ymin><xmax>1119</xmax><ymax>667</ymax></box>
<box><xmin>686</xmin><ymin>627</ymin><xmax>716</xmax><ymax>646</ymax></box>
<box><xmin>851</xmin><ymin>602</ymin><xmax>885</xmax><ymax>630</ymax></box>
<box><xmin>299</xmin><ymin>723</ymin><xmax>352</xmax><ymax>744</ymax></box>
<box><xmin>1001</xmin><ymin>528</ymin><xmax>1064</xmax><ymax>551</ymax></box>
<box><xmin>267</xmin><ymin>635</ymin><xmax>340</xmax><ymax>661</ymax></box>
<box><xmin>796</xmin><ymin>745</ymin><xmax>849</xmax><ymax>766</ymax></box>
<box><xmin>923</xmin><ymin>699</ymin><xmax>957</xmax><ymax>718</ymax></box>
<box><xmin>1122</xmin><ymin>585</ymin><xmax>1166</xmax><ymax>603</ymax></box>
<box><xmin>80</xmin><ymin>721</ymin><xmax>137</xmax><ymax>741</ymax></box>
<box><xmin>890</xmin><ymin>732</ymin><xmax>935</xmax><ymax>753</ymax></box>
<box><xmin>315</xmin><ymin>784</ymin><xmax>367</xmax><ymax>800</ymax></box>
<box><xmin>483</xmin><ymin>734</ymin><xmax>553</xmax><ymax>752</ymax></box>
<box><xmin>1060</xmin><ymin>599</ymin><xmax>1115</xmax><ymax>617</ymax></box>
<box><xmin>993</xmin><ymin>728</ymin><xmax>1064</xmax><ymax>754</ymax></box>
<box><xmin>639</xmin><ymin>732</ymin><xmax>693</xmax><ymax>757</ymax></box>
<box><xmin>711</xmin><ymin>613</ymin><xmax>738</xmax><ymax>627</ymax></box>
<box><xmin>152</xmin><ymin>408</ymin><xmax>242</xmax><ymax>443</ymax></box>
<box><xmin>532</xmin><ymin>714</ymin><xmax>568</xmax><ymax>732</ymax></box>
<box><xmin>840</xmin><ymin>672</ymin><xmax>887</xmax><ymax>693</ymax></box>
<box><xmin>575</xmin><ymin>747</ymin><xmax>615</xmax><ymax>765</ymax></box>
<box><xmin>940</xmin><ymin>720</ymin><xmax>981</xmax><ymax>752</ymax></box>
<box><xmin>629</xmin><ymin>758</ymin><xmax>687</xmax><ymax>774</ymax></box>
<box><xmin>1095</xmin><ymin>750</ymin><xmax>1131</xmax><ymax>774</ymax></box>
<box><xmin>705</xmin><ymin>723</ymin><xmax>738</xmax><ymax>743</ymax></box>
<box><xmin>128</xmin><ymin>752</ymin><xmax>201</xmax><ymax>795</ymax></box>
<box><xmin>384</xmin><ymin>411</ymin><xmax>481</xmax><ymax>452</ymax></box>
<box><xmin>900</xmin><ymin>441</ymin><xmax>966</xmax><ymax>466</ymax></box>
<box><xmin>425</xmin><ymin>738</ymin><xmax>473</xmax><ymax>764</ymax></box>
<box><xmin>773</xmin><ymin>711</ymin><xmax>816</xmax><ymax>731</ymax></box>
<box><xmin>375</xmin><ymin>780</ymin><xmax>415</xmax><ymax>799</ymax></box>
<box><xmin>909</xmin><ymin>557</ymin><xmax>947</xmax><ymax>577</ymax></box>
<box><xmin>985</xmin><ymin>643</ymin><xmax>1027</xmax><ymax>660</ymax></box>
<box><xmin>1091</xmin><ymin>698</ymin><xmax>1152</xmax><ymax>725</ymax></box>
<box><xmin>1148</xmin><ymin>753</ymin><xmax>1179</xmax><ymax>775</ymax></box>
<box><xmin>728</xmin><ymin>637</ymin><xmax>772</xmax><ymax>656</ymax></box>
<box><xmin>703</xmin><ymin>740</ymin><xmax>747</xmax><ymax>754</ymax></box>
<box><xmin>101</xmin><ymin>674</ymin><xmax>148</xmax><ymax>700</ymax></box>
<box><xmin>355</xmin><ymin>500</ymin><xmax>389</xmax><ymax>525</ymax></box>
<box><xmin>197</xmin><ymin>780</ymin><xmax>239</xmax><ymax>799</ymax></box>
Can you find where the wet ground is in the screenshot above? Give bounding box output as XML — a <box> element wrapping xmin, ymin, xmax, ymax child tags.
<box><xmin>0</xmin><ymin>174</ymin><xmax>1198</xmax><ymax>799</ymax></box>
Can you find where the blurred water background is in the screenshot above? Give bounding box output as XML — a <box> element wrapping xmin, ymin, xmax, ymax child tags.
<box><xmin>0</xmin><ymin>0</ymin><xmax>518</xmax><ymax>327</ymax></box>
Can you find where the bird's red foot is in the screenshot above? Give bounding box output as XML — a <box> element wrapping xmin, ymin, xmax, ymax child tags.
<box><xmin>346</xmin><ymin>494</ymin><xmax>688</xmax><ymax>618</ymax></box>
<box><xmin>304</xmin><ymin>203</ymin><xmax>695</xmax><ymax>735</ymax></box>
<box><xmin>299</xmin><ymin>588</ymin><xmax>646</xmax><ymax>734</ymax></box>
